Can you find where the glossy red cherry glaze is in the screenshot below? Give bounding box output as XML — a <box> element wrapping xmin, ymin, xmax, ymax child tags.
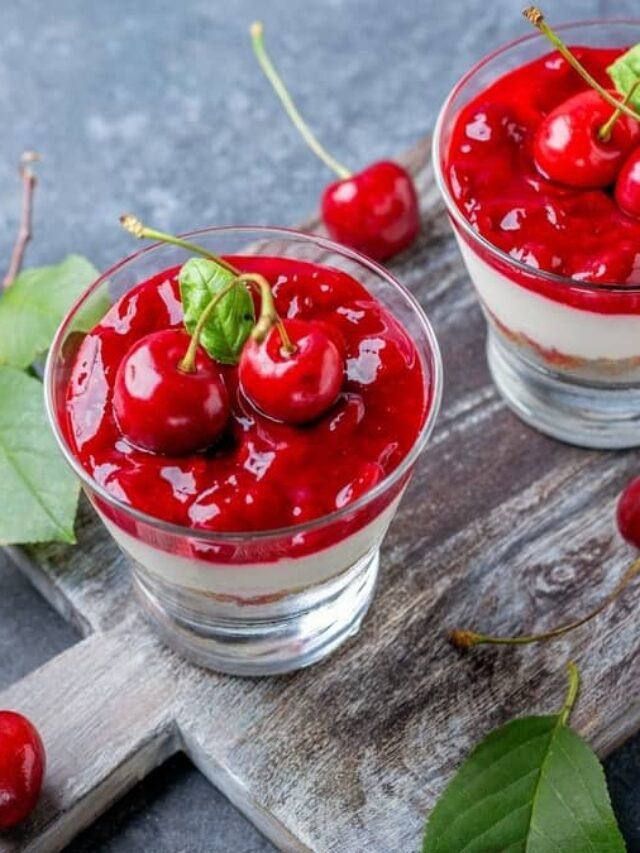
<box><xmin>445</xmin><ymin>46</ymin><xmax>640</xmax><ymax>303</ymax></box>
<box><xmin>322</xmin><ymin>161</ymin><xmax>420</xmax><ymax>261</ymax></box>
<box><xmin>113</xmin><ymin>329</ymin><xmax>229</xmax><ymax>455</ymax></box>
<box><xmin>615</xmin><ymin>146</ymin><xmax>640</xmax><ymax>217</ymax></box>
<box><xmin>534</xmin><ymin>89</ymin><xmax>640</xmax><ymax>189</ymax></box>
<box><xmin>64</xmin><ymin>257</ymin><xmax>429</xmax><ymax>536</ymax></box>
<box><xmin>239</xmin><ymin>319</ymin><xmax>343</xmax><ymax>423</ymax></box>
<box><xmin>0</xmin><ymin>711</ymin><xmax>46</xmax><ymax>831</ymax></box>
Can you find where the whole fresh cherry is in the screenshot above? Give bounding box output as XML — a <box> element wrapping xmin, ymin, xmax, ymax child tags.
<box><xmin>321</xmin><ymin>161</ymin><xmax>420</xmax><ymax>261</ymax></box>
<box><xmin>113</xmin><ymin>329</ymin><xmax>230</xmax><ymax>455</ymax></box>
<box><xmin>251</xmin><ymin>23</ymin><xmax>419</xmax><ymax>261</ymax></box>
<box><xmin>617</xmin><ymin>475</ymin><xmax>640</xmax><ymax>548</ymax></box>
<box><xmin>533</xmin><ymin>90</ymin><xmax>640</xmax><ymax>189</ymax></box>
<box><xmin>615</xmin><ymin>146</ymin><xmax>640</xmax><ymax>218</ymax></box>
<box><xmin>239</xmin><ymin>319</ymin><xmax>343</xmax><ymax>424</ymax></box>
<box><xmin>0</xmin><ymin>711</ymin><xmax>46</xmax><ymax>831</ymax></box>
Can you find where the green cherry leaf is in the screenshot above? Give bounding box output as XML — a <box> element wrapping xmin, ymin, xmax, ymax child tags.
<box><xmin>608</xmin><ymin>44</ymin><xmax>640</xmax><ymax>111</ymax></box>
<box><xmin>179</xmin><ymin>258</ymin><xmax>254</xmax><ymax>365</ymax></box>
<box><xmin>0</xmin><ymin>255</ymin><xmax>99</xmax><ymax>370</ymax></box>
<box><xmin>423</xmin><ymin>667</ymin><xmax>625</xmax><ymax>852</ymax></box>
<box><xmin>0</xmin><ymin>366</ymin><xmax>79</xmax><ymax>544</ymax></box>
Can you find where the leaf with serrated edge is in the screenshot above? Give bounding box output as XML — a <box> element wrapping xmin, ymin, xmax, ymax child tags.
<box><xmin>0</xmin><ymin>367</ymin><xmax>79</xmax><ymax>544</ymax></box>
<box><xmin>179</xmin><ymin>258</ymin><xmax>254</xmax><ymax>365</ymax></box>
<box><xmin>608</xmin><ymin>44</ymin><xmax>640</xmax><ymax>111</ymax></box>
<box><xmin>0</xmin><ymin>255</ymin><xmax>99</xmax><ymax>369</ymax></box>
<box><xmin>423</xmin><ymin>708</ymin><xmax>625</xmax><ymax>853</ymax></box>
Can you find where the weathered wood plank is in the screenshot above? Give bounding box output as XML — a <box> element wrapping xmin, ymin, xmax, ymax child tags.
<box><xmin>5</xmin><ymin>135</ymin><xmax>640</xmax><ymax>852</ymax></box>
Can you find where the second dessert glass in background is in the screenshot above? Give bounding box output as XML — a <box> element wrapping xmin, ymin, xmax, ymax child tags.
<box><xmin>434</xmin><ymin>20</ymin><xmax>640</xmax><ymax>449</ymax></box>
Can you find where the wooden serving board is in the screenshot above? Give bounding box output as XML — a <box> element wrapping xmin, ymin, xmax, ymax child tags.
<box><xmin>3</xmin><ymin>137</ymin><xmax>640</xmax><ymax>853</ymax></box>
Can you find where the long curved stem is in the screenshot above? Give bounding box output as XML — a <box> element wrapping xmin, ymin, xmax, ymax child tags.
<box><xmin>450</xmin><ymin>555</ymin><xmax>640</xmax><ymax>649</ymax></box>
<box><xmin>599</xmin><ymin>80</ymin><xmax>640</xmax><ymax>141</ymax></box>
<box><xmin>179</xmin><ymin>280</ymin><xmax>243</xmax><ymax>372</ymax></box>
<box><xmin>237</xmin><ymin>272</ymin><xmax>296</xmax><ymax>354</ymax></box>
<box><xmin>250</xmin><ymin>22</ymin><xmax>351</xmax><ymax>180</ymax></box>
<box><xmin>120</xmin><ymin>218</ymin><xmax>296</xmax><ymax>360</ymax></box>
<box><xmin>120</xmin><ymin>215</ymin><xmax>240</xmax><ymax>275</ymax></box>
<box><xmin>523</xmin><ymin>7</ymin><xmax>640</xmax><ymax>123</ymax></box>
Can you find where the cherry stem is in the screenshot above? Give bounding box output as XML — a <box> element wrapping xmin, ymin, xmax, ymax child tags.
<box><xmin>4</xmin><ymin>152</ymin><xmax>40</xmax><ymax>289</ymax></box>
<box><xmin>450</xmin><ymin>554</ymin><xmax>640</xmax><ymax>650</ymax></box>
<box><xmin>119</xmin><ymin>215</ymin><xmax>240</xmax><ymax>276</ymax></box>
<box><xmin>119</xmin><ymin>217</ymin><xmax>296</xmax><ymax>362</ymax></box>
<box><xmin>250</xmin><ymin>21</ymin><xmax>352</xmax><ymax>180</ymax></box>
<box><xmin>523</xmin><ymin>7</ymin><xmax>640</xmax><ymax>124</ymax></box>
<box><xmin>559</xmin><ymin>662</ymin><xmax>579</xmax><ymax>726</ymax></box>
<box><xmin>237</xmin><ymin>272</ymin><xmax>296</xmax><ymax>354</ymax></box>
<box><xmin>178</xmin><ymin>280</ymin><xmax>242</xmax><ymax>372</ymax></box>
<box><xmin>599</xmin><ymin>80</ymin><xmax>640</xmax><ymax>141</ymax></box>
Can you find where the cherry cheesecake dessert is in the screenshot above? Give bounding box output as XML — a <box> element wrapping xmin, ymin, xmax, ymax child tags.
<box><xmin>46</xmin><ymin>222</ymin><xmax>441</xmax><ymax>675</ymax></box>
<box><xmin>434</xmin><ymin>10</ymin><xmax>640</xmax><ymax>448</ymax></box>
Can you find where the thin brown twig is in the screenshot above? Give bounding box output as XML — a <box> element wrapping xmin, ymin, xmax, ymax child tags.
<box><xmin>3</xmin><ymin>151</ymin><xmax>40</xmax><ymax>288</ymax></box>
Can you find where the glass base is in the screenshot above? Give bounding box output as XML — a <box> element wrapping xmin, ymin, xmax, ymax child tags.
<box><xmin>130</xmin><ymin>549</ymin><xmax>380</xmax><ymax>676</ymax></box>
<box><xmin>487</xmin><ymin>329</ymin><xmax>640</xmax><ymax>450</ymax></box>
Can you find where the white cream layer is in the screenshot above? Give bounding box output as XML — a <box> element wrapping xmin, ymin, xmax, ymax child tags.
<box><xmin>457</xmin><ymin>237</ymin><xmax>640</xmax><ymax>361</ymax></box>
<box><xmin>100</xmin><ymin>495</ymin><xmax>401</xmax><ymax>598</ymax></box>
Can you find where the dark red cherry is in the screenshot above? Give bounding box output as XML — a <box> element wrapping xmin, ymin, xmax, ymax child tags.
<box><xmin>113</xmin><ymin>329</ymin><xmax>229</xmax><ymax>455</ymax></box>
<box><xmin>617</xmin><ymin>475</ymin><xmax>640</xmax><ymax>548</ymax></box>
<box><xmin>321</xmin><ymin>161</ymin><xmax>420</xmax><ymax>261</ymax></box>
<box><xmin>0</xmin><ymin>711</ymin><xmax>46</xmax><ymax>830</ymax></box>
<box><xmin>615</xmin><ymin>146</ymin><xmax>640</xmax><ymax>218</ymax></box>
<box><xmin>239</xmin><ymin>319</ymin><xmax>343</xmax><ymax>424</ymax></box>
<box><xmin>533</xmin><ymin>90</ymin><xmax>640</xmax><ymax>189</ymax></box>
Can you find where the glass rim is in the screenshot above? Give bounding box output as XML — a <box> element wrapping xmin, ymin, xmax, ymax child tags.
<box><xmin>45</xmin><ymin>224</ymin><xmax>443</xmax><ymax>542</ymax></box>
<box><xmin>432</xmin><ymin>17</ymin><xmax>640</xmax><ymax>295</ymax></box>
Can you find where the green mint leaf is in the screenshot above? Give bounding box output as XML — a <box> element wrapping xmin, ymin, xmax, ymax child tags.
<box><xmin>0</xmin><ymin>366</ymin><xmax>79</xmax><ymax>544</ymax></box>
<box><xmin>423</xmin><ymin>710</ymin><xmax>624</xmax><ymax>851</ymax></box>
<box><xmin>0</xmin><ymin>255</ymin><xmax>99</xmax><ymax>370</ymax></box>
<box><xmin>179</xmin><ymin>258</ymin><xmax>254</xmax><ymax>365</ymax></box>
<box><xmin>608</xmin><ymin>45</ymin><xmax>640</xmax><ymax>111</ymax></box>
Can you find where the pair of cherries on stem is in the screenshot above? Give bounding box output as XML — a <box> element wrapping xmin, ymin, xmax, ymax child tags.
<box><xmin>526</xmin><ymin>7</ymin><xmax>640</xmax><ymax>212</ymax></box>
<box><xmin>113</xmin><ymin>220</ymin><xmax>344</xmax><ymax>456</ymax></box>
<box><xmin>250</xmin><ymin>22</ymin><xmax>419</xmax><ymax>261</ymax></box>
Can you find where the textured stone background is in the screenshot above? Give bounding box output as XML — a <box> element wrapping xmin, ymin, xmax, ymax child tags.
<box><xmin>1</xmin><ymin>0</ymin><xmax>639</xmax><ymax>850</ymax></box>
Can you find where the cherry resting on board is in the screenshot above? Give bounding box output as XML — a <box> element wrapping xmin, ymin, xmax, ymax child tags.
<box><xmin>617</xmin><ymin>475</ymin><xmax>640</xmax><ymax>549</ymax></box>
<box><xmin>0</xmin><ymin>711</ymin><xmax>46</xmax><ymax>831</ymax></box>
<box><xmin>250</xmin><ymin>22</ymin><xmax>419</xmax><ymax>261</ymax></box>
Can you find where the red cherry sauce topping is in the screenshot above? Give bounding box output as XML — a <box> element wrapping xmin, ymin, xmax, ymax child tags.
<box><xmin>64</xmin><ymin>256</ymin><xmax>429</xmax><ymax>534</ymax></box>
<box><xmin>445</xmin><ymin>46</ymin><xmax>640</xmax><ymax>303</ymax></box>
<box><xmin>0</xmin><ymin>711</ymin><xmax>46</xmax><ymax>831</ymax></box>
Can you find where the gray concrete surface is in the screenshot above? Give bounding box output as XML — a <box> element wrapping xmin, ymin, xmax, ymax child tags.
<box><xmin>1</xmin><ymin>0</ymin><xmax>639</xmax><ymax>850</ymax></box>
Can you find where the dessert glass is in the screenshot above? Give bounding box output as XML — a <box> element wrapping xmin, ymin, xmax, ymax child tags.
<box><xmin>45</xmin><ymin>226</ymin><xmax>442</xmax><ymax>676</ymax></box>
<box><xmin>434</xmin><ymin>21</ymin><xmax>640</xmax><ymax>449</ymax></box>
